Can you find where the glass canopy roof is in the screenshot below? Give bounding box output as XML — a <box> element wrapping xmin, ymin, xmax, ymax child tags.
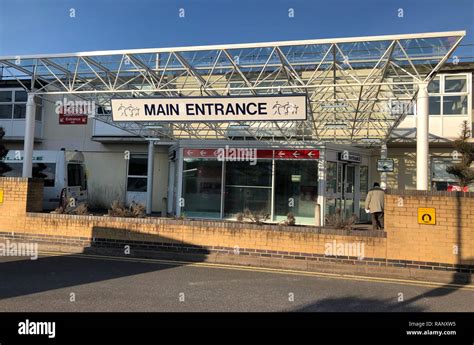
<box><xmin>0</xmin><ymin>31</ymin><xmax>465</xmax><ymax>144</ymax></box>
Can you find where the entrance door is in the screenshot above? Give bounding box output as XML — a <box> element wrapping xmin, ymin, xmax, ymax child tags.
<box><xmin>326</xmin><ymin>162</ymin><xmax>358</xmax><ymax>221</ymax></box>
<box><xmin>342</xmin><ymin>164</ymin><xmax>356</xmax><ymax>220</ymax></box>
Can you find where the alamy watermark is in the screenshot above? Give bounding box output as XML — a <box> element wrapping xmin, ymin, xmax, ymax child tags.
<box><xmin>217</xmin><ymin>145</ymin><xmax>257</xmax><ymax>165</ymax></box>
<box><xmin>55</xmin><ymin>96</ymin><xmax>95</xmax><ymax>117</ymax></box>
<box><xmin>324</xmin><ymin>240</ymin><xmax>365</xmax><ymax>260</ymax></box>
<box><xmin>0</xmin><ymin>240</ymin><xmax>38</xmax><ymax>260</ymax></box>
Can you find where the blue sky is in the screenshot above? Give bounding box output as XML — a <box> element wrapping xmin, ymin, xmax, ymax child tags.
<box><xmin>0</xmin><ymin>0</ymin><xmax>473</xmax><ymax>57</ymax></box>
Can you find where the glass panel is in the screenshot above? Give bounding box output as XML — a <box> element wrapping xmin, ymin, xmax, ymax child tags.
<box><xmin>1</xmin><ymin>162</ymin><xmax>22</xmax><ymax>177</ymax></box>
<box><xmin>429</xmin><ymin>96</ymin><xmax>441</xmax><ymax>115</ymax></box>
<box><xmin>224</xmin><ymin>160</ymin><xmax>272</xmax><ymax>217</ymax></box>
<box><xmin>14</xmin><ymin>90</ymin><xmax>27</xmax><ymax>102</ymax></box>
<box><xmin>325</xmin><ymin>161</ymin><xmax>338</xmax><ymax>194</ymax></box>
<box><xmin>13</xmin><ymin>104</ymin><xmax>26</xmax><ymax>119</ymax></box>
<box><xmin>443</xmin><ymin>96</ymin><xmax>468</xmax><ymax>115</ymax></box>
<box><xmin>359</xmin><ymin>166</ymin><xmax>369</xmax><ymax>194</ymax></box>
<box><xmin>0</xmin><ymin>104</ymin><xmax>12</xmax><ymax>119</ymax></box>
<box><xmin>67</xmin><ymin>164</ymin><xmax>86</xmax><ymax>189</ymax></box>
<box><xmin>182</xmin><ymin>159</ymin><xmax>222</xmax><ymax>218</ymax></box>
<box><xmin>444</xmin><ymin>76</ymin><xmax>467</xmax><ymax>93</ymax></box>
<box><xmin>274</xmin><ymin>160</ymin><xmax>318</xmax><ymax>224</ymax></box>
<box><xmin>428</xmin><ymin>78</ymin><xmax>440</xmax><ymax>93</ymax></box>
<box><xmin>127</xmin><ymin>177</ymin><xmax>147</xmax><ymax>192</ymax></box>
<box><xmin>337</xmin><ymin>163</ymin><xmax>343</xmax><ymax>193</ymax></box>
<box><xmin>32</xmin><ymin>163</ymin><xmax>56</xmax><ymax>187</ymax></box>
<box><xmin>431</xmin><ymin>159</ymin><xmax>458</xmax><ymax>183</ymax></box>
<box><xmin>0</xmin><ymin>91</ymin><xmax>13</xmax><ymax>102</ymax></box>
<box><xmin>128</xmin><ymin>155</ymin><xmax>148</xmax><ymax>176</ymax></box>
<box><xmin>345</xmin><ymin>165</ymin><xmax>355</xmax><ymax>194</ymax></box>
<box><xmin>359</xmin><ymin>166</ymin><xmax>369</xmax><ymax>222</ymax></box>
<box><xmin>225</xmin><ymin>161</ymin><xmax>271</xmax><ymax>186</ymax></box>
<box><xmin>224</xmin><ymin>186</ymin><xmax>271</xmax><ymax>217</ymax></box>
<box><xmin>35</xmin><ymin>105</ymin><xmax>42</xmax><ymax>121</ymax></box>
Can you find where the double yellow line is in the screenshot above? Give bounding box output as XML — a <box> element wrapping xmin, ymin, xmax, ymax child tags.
<box><xmin>38</xmin><ymin>250</ymin><xmax>474</xmax><ymax>291</ymax></box>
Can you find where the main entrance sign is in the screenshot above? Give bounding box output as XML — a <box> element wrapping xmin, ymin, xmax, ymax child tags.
<box><xmin>111</xmin><ymin>95</ymin><xmax>307</xmax><ymax>122</ymax></box>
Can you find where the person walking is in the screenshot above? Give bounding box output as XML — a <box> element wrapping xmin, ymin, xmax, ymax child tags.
<box><xmin>365</xmin><ymin>182</ymin><xmax>385</xmax><ymax>230</ymax></box>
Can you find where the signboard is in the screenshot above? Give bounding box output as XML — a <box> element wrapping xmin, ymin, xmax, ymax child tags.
<box><xmin>338</xmin><ymin>150</ymin><xmax>361</xmax><ymax>163</ymax></box>
<box><xmin>377</xmin><ymin>159</ymin><xmax>394</xmax><ymax>172</ymax></box>
<box><xmin>111</xmin><ymin>95</ymin><xmax>307</xmax><ymax>122</ymax></box>
<box><xmin>0</xmin><ymin>189</ymin><xmax>3</xmax><ymax>204</ymax></box>
<box><xmin>58</xmin><ymin>105</ymin><xmax>88</xmax><ymax>125</ymax></box>
<box><xmin>183</xmin><ymin>149</ymin><xmax>319</xmax><ymax>160</ymax></box>
<box><xmin>418</xmin><ymin>208</ymin><xmax>436</xmax><ymax>225</ymax></box>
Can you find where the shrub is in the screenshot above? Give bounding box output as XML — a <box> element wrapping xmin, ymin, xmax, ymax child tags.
<box><xmin>107</xmin><ymin>200</ymin><xmax>146</xmax><ymax>218</ymax></box>
<box><xmin>283</xmin><ymin>212</ymin><xmax>296</xmax><ymax>226</ymax></box>
<box><xmin>325</xmin><ymin>208</ymin><xmax>358</xmax><ymax>230</ymax></box>
<box><xmin>241</xmin><ymin>208</ymin><xmax>270</xmax><ymax>225</ymax></box>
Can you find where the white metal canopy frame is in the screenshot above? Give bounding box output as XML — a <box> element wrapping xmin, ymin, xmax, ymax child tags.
<box><xmin>0</xmin><ymin>31</ymin><xmax>465</xmax><ymax>144</ymax></box>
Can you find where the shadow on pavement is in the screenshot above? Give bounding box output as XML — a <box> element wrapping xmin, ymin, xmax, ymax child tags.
<box><xmin>0</xmin><ymin>226</ymin><xmax>209</xmax><ymax>300</ymax></box>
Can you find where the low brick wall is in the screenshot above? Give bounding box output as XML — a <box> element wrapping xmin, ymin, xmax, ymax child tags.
<box><xmin>385</xmin><ymin>190</ymin><xmax>474</xmax><ymax>266</ymax></box>
<box><xmin>0</xmin><ymin>178</ymin><xmax>473</xmax><ymax>274</ymax></box>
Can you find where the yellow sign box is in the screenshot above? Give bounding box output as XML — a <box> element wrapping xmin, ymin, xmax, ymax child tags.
<box><xmin>418</xmin><ymin>208</ymin><xmax>436</xmax><ymax>225</ymax></box>
<box><xmin>0</xmin><ymin>189</ymin><xmax>3</xmax><ymax>204</ymax></box>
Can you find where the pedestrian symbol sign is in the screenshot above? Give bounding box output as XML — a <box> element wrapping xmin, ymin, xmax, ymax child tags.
<box><xmin>418</xmin><ymin>208</ymin><xmax>436</xmax><ymax>225</ymax></box>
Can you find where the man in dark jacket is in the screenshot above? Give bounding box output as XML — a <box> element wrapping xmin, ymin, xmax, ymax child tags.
<box><xmin>365</xmin><ymin>182</ymin><xmax>385</xmax><ymax>230</ymax></box>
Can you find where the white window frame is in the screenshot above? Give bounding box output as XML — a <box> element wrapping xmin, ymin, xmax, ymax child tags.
<box><xmin>126</xmin><ymin>153</ymin><xmax>148</xmax><ymax>193</ymax></box>
<box><xmin>428</xmin><ymin>73</ymin><xmax>471</xmax><ymax>117</ymax></box>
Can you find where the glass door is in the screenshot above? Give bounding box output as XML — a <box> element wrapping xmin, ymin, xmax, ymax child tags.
<box><xmin>325</xmin><ymin>161</ymin><xmax>343</xmax><ymax>218</ymax></box>
<box><xmin>274</xmin><ymin>160</ymin><xmax>318</xmax><ymax>224</ymax></box>
<box><xmin>342</xmin><ymin>165</ymin><xmax>356</xmax><ymax>219</ymax></box>
<box><xmin>358</xmin><ymin>166</ymin><xmax>370</xmax><ymax>222</ymax></box>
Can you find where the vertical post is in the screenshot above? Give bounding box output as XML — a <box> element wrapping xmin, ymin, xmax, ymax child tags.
<box><xmin>146</xmin><ymin>140</ymin><xmax>155</xmax><ymax>215</ymax></box>
<box><xmin>317</xmin><ymin>148</ymin><xmax>326</xmax><ymax>226</ymax></box>
<box><xmin>270</xmin><ymin>158</ymin><xmax>275</xmax><ymax>221</ymax></box>
<box><xmin>416</xmin><ymin>82</ymin><xmax>429</xmax><ymax>190</ymax></box>
<box><xmin>22</xmin><ymin>93</ymin><xmax>36</xmax><ymax>178</ymax></box>
<box><xmin>380</xmin><ymin>143</ymin><xmax>388</xmax><ymax>190</ymax></box>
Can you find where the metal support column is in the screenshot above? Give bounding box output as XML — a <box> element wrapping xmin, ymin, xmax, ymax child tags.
<box><xmin>22</xmin><ymin>93</ymin><xmax>36</xmax><ymax>178</ymax></box>
<box><xmin>146</xmin><ymin>140</ymin><xmax>155</xmax><ymax>215</ymax></box>
<box><xmin>416</xmin><ymin>82</ymin><xmax>429</xmax><ymax>190</ymax></box>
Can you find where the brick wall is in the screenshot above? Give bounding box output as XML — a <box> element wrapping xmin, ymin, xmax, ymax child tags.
<box><xmin>0</xmin><ymin>177</ymin><xmax>473</xmax><ymax>272</ymax></box>
<box><xmin>385</xmin><ymin>190</ymin><xmax>474</xmax><ymax>266</ymax></box>
<box><xmin>0</xmin><ymin>177</ymin><xmax>43</xmax><ymax>231</ymax></box>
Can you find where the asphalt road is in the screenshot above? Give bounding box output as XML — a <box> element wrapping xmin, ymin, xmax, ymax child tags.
<box><xmin>1</xmin><ymin>253</ymin><xmax>473</xmax><ymax>312</ymax></box>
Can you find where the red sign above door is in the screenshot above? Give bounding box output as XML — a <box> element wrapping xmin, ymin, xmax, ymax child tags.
<box><xmin>183</xmin><ymin>148</ymin><xmax>319</xmax><ymax>159</ymax></box>
<box><xmin>274</xmin><ymin>149</ymin><xmax>319</xmax><ymax>159</ymax></box>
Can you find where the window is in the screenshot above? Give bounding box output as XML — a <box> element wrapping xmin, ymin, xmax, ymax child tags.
<box><xmin>2</xmin><ymin>162</ymin><xmax>56</xmax><ymax>187</ymax></box>
<box><xmin>0</xmin><ymin>91</ymin><xmax>13</xmax><ymax>102</ymax></box>
<box><xmin>427</xmin><ymin>78</ymin><xmax>440</xmax><ymax>93</ymax></box>
<box><xmin>2</xmin><ymin>162</ymin><xmax>22</xmax><ymax>177</ymax></box>
<box><xmin>13</xmin><ymin>104</ymin><xmax>26</xmax><ymax>119</ymax></box>
<box><xmin>127</xmin><ymin>154</ymin><xmax>147</xmax><ymax>192</ymax></box>
<box><xmin>431</xmin><ymin>158</ymin><xmax>459</xmax><ymax>191</ymax></box>
<box><xmin>0</xmin><ymin>89</ymin><xmax>42</xmax><ymax>120</ymax></box>
<box><xmin>14</xmin><ymin>91</ymin><xmax>27</xmax><ymax>102</ymax></box>
<box><xmin>182</xmin><ymin>159</ymin><xmax>222</xmax><ymax>218</ymax></box>
<box><xmin>443</xmin><ymin>95</ymin><xmax>468</xmax><ymax>115</ymax></box>
<box><xmin>274</xmin><ymin>160</ymin><xmax>318</xmax><ymax>223</ymax></box>
<box><xmin>0</xmin><ymin>104</ymin><xmax>13</xmax><ymax>119</ymax></box>
<box><xmin>445</xmin><ymin>76</ymin><xmax>466</xmax><ymax>93</ymax></box>
<box><xmin>429</xmin><ymin>96</ymin><xmax>441</xmax><ymax>115</ymax></box>
<box><xmin>224</xmin><ymin>161</ymin><xmax>272</xmax><ymax>217</ymax></box>
<box><xmin>67</xmin><ymin>164</ymin><xmax>86</xmax><ymax>190</ymax></box>
<box><xmin>427</xmin><ymin>74</ymin><xmax>470</xmax><ymax>116</ymax></box>
<box><xmin>33</xmin><ymin>163</ymin><xmax>56</xmax><ymax>187</ymax></box>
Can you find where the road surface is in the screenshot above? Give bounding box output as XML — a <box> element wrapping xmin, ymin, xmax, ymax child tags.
<box><xmin>1</xmin><ymin>252</ymin><xmax>473</xmax><ymax>312</ymax></box>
